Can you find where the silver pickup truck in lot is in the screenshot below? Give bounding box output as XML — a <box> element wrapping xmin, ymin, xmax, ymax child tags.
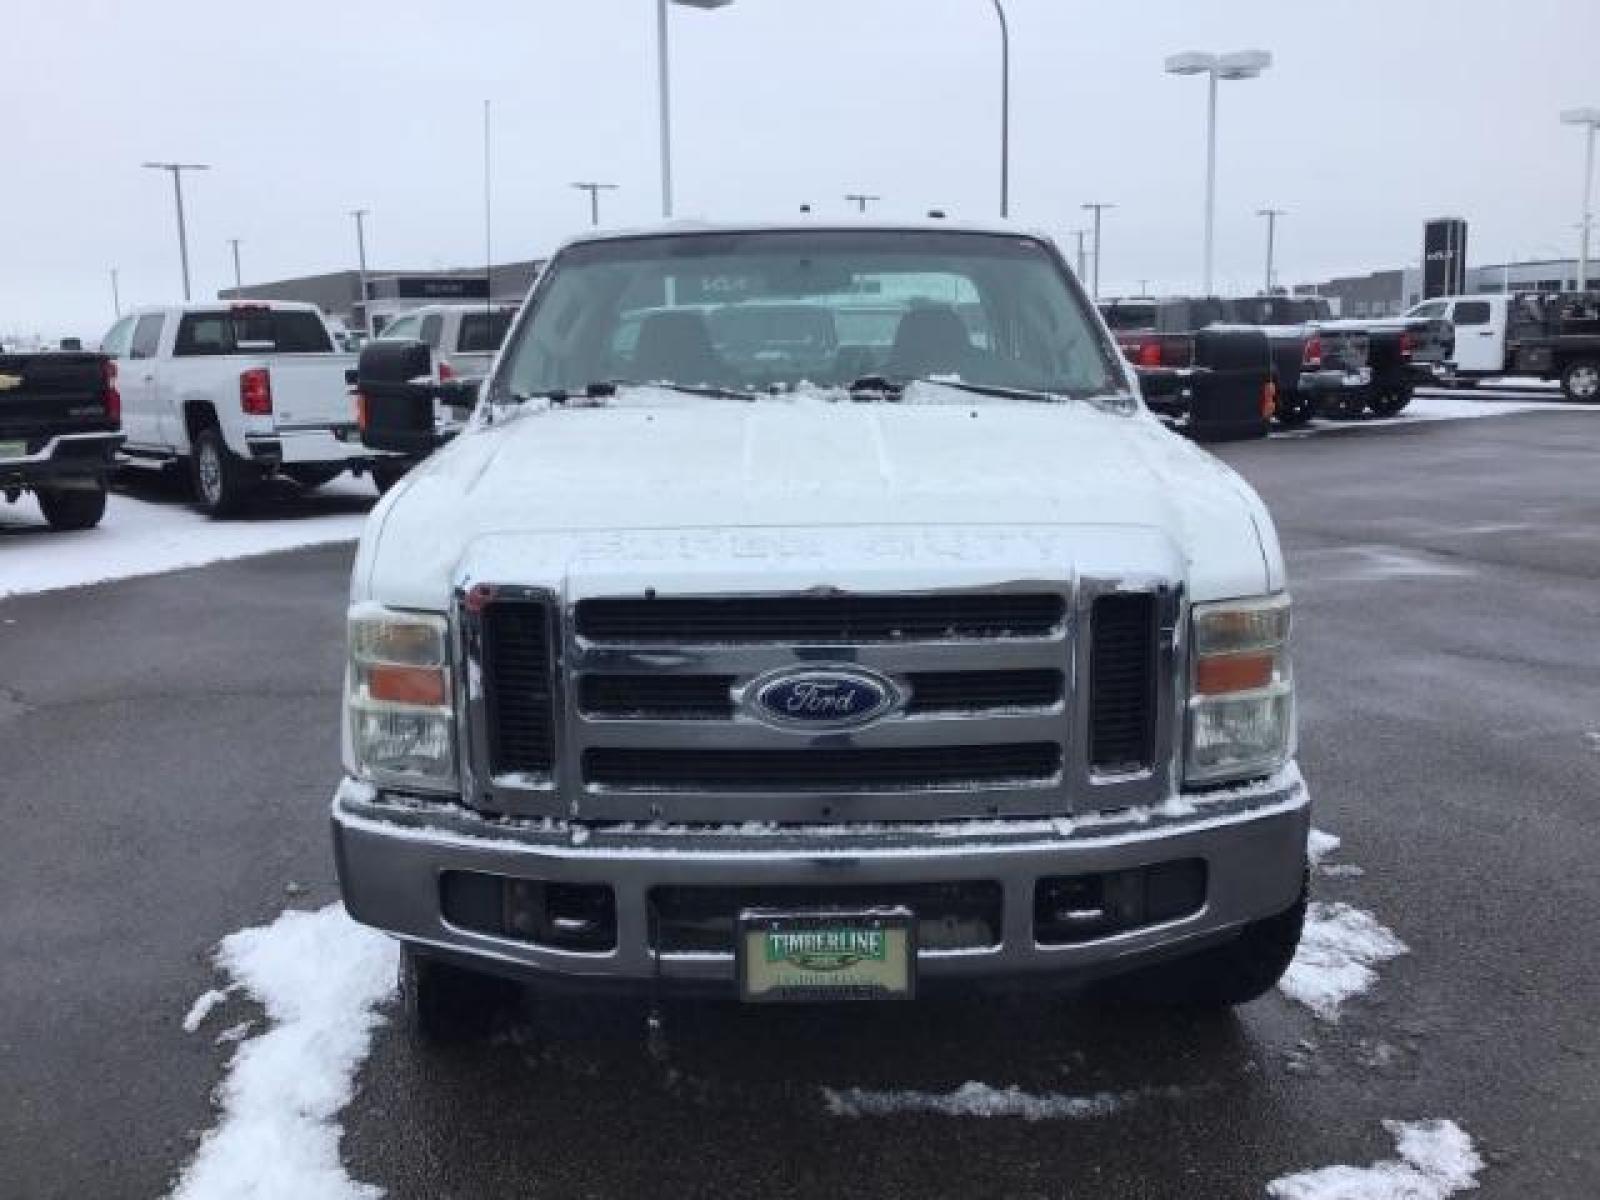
<box><xmin>333</xmin><ymin>221</ymin><xmax>1308</xmax><ymax>1039</ymax></box>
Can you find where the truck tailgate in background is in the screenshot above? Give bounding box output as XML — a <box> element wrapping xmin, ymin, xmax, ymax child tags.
<box><xmin>260</xmin><ymin>354</ymin><xmax>359</xmax><ymax>429</ymax></box>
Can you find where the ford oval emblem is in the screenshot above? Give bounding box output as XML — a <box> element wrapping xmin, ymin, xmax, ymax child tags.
<box><xmin>747</xmin><ymin>667</ymin><xmax>900</xmax><ymax>730</ymax></box>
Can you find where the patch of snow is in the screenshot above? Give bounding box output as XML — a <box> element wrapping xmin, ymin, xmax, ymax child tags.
<box><xmin>1321</xmin><ymin>864</ymin><xmax>1366</xmax><ymax>879</ymax></box>
<box><xmin>182</xmin><ymin>988</ymin><xmax>232</xmax><ymax>1034</ymax></box>
<box><xmin>0</xmin><ymin>481</ymin><xmax>371</xmax><ymax>599</ymax></box>
<box><xmin>1280</xmin><ymin>902</ymin><xmax>1408</xmax><ymax>1022</ymax></box>
<box><xmin>1267</xmin><ymin>1118</ymin><xmax>1485</xmax><ymax>1199</ymax></box>
<box><xmin>821</xmin><ymin>1080</ymin><xmax>1187</xmax><ymax>1122</ymax></box>
<box><xmin>214</xmin><ymin>1021</ymin><xmax>255</xmax><ymax>1046</ymax></box>
<box><xmin>168</xmin><ymin>904</ymin><xmax>396</xmax><ymax>1200</ymax></box>
<box><xmin>1308</xmin><ymin>829</ymin><xmax>1341</xmax><ymax>866</ymax></box>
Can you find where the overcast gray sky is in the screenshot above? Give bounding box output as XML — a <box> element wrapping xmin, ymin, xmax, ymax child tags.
<box><xmin>4</xmin><ymin>0</ymin><xmax>1596</xmax><ymax>337</ymax></box>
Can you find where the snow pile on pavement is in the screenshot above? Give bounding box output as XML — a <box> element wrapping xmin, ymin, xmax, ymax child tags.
<box><xmin>1267</xmin><ymin>1119</ymin><xmax>1485</xmax><ymax>1199</ymax></box>
<box><xmin>821</xmin><ymin>1080</ymin><xmax>1186</xmax><ymax>1121</ymax></box>
<box><xmin>1280</xmin><ymin>902</ymin><xmax>1409</xmax><ymax>1022</ymax></box>
<box><xmin>0</xmin><ymin>485</ymin><xmax>370</xmax><ymax>599</ymax></box>
<box><xmin>170</xmin><ymin>904</ymin><xmax>396</xmax><ymax>1200</ymax></box>
<box><xmin>181</xmin><ymin>988</ymin><xmax>233</xmax><ymax>1034</ymax></box>
<box><xmin>1308</xmin><ymin>829</ymin><xmax>1341</xmax><ymax>866</ymax></box>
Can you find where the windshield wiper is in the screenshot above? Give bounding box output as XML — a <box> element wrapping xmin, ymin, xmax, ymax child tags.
<box><xmin>606</xmin><ymin>379</ymin><xmax>759</xmax><ymax>402</ymax></box>
<box><xmin>845</xmin><ymin>375</ymin><xmax>1068</xmax><ymax>403</ymax></box>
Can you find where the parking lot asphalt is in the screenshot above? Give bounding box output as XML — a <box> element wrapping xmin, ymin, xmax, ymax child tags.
<box><xmin>2</xmin><ymin>410</ymin><xmax>1597</xmax><ymax>1198</ymax></box>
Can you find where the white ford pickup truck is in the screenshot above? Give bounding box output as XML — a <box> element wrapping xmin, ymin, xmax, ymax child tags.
<box><xmin>333</xmin><ymin>221</ymin><xmax>1309</xmax><ymax>1039</ymax></box>
<box><xmin>103</xmin><ymin>301</ymin><xmax>397</xmax><ymax>514</ymax></box>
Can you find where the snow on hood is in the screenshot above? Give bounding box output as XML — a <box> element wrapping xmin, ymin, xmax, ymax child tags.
<box><xmin>353</xmin><ymin>392</ymin><xmax>1281</xmax><ymax>611</ymax></box>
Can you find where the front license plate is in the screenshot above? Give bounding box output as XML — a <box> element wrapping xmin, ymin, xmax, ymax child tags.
<box><xmin>0</xmin><ymin>440</ymin><xmax>27</xmax><ymax>459</ymax></box>
<box><xmin>737</xmin><ymin>908</ymin><xmax>915</xmax><ymax>1003</ymax></box>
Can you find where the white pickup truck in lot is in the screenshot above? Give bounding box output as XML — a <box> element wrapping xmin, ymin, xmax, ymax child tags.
<box><xmin>103</xmin><ymin>301</ymin><xmax>398</xmax><ymax>514</ymax></box>
<box><xmin>334</xmin><ymin>221</ymin><xmax>1308</xmax><ymax>1039</ymax></box>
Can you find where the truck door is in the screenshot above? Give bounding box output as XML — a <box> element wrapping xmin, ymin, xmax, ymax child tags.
<box><xmin>1448</xmin><ymin>299</ymin><xmax>1502</xmax><ymax>375</ymax></box>
<box><xmin>123</xmin><ymin>313</ymin><xmax>167</xmax><ymax>449</ymax></box>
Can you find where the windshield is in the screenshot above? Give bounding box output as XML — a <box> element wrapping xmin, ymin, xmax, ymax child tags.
<box><xmin>496</xmin><ymin>230</ymin><xmax>1122</xmax><ymax>400</ymax></box>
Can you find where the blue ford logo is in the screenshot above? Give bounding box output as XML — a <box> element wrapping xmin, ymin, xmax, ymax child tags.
<box><xmin>748</xmin><ymin>667</ymin><xmax>900</xmax><ymax>730</ymax></box>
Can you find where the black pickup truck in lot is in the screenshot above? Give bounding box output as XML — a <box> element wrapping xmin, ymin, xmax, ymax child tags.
<box><xmin>1101</xmin><ymin>296</ymin><xmax>1454</xmax><ymax>428</ymax></box>
<box><xmin>0</xmin><ymin>351</ymin><xmax>123</xmax><ymax>530</ymax></box>
<box><xmin>1506</xmin><ymin>291</ymin><xmax>1600</xmax><ymax>401</ymax></box>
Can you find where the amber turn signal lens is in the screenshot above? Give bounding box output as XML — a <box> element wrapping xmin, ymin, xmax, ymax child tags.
<box><xmin>1195</xmin><ymin>652</ymin><xmax>1275</xmax><ymax>696</ymax></box>
<box><xmin>367</xmin><ymin>664</ymin><xmax>448</xmax><ymax>706</ymax></box>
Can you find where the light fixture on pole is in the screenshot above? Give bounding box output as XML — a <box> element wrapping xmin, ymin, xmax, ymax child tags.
<box><xmin>1560</xmin><ymin>108</ymin><xmax>1600</xmax><ymax>290</ymax></box>
<box><xmin>1256</xmin><ymin>208</ymin><xmax>1286</xmax><ymax>294</ymax></box>
<box><xmin>844</xmin><ymin>193</ymin><xmax>880</xmax><ymax>213</ymax></box>
<box><xmin>571</xmin><ymin>181</ymin><xmax>620</xmax><ymax>227</ymax></box>
<box><xmin>991</xmin><ymin>0</ymin><xmax>1010</xmax><ymax>218</ymax></box>
<box><xmin>141</xmin><ymin>161</ymin><xmax>210</xmax><ymax>302</ymax></box>
<box><xmin>1164</xmin><ymin>49</ymin><xmax>1272</xmax><ymax>295</ymax></box>
<box><xmin>657</xmin><ymin>0</ymin><xmax>734</xmax><ymax>219</ymax></box>
<box><xmin>227</xmin><ymin>238</ymin><xmax>243</xmax><ymax>291</ymax></box>
<box><xmin>1081</xmin><ymin>203</ymin><xmax>1114</xmax><ymax>299</ymax></box>
<box><xmin>350</xmin><ymin>209</ymin><xmax>371</xmax><ymax>336</ymax></box>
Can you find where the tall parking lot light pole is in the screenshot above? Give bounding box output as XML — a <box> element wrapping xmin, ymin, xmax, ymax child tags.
<box><xmin>657</xmin><ymin>0</ymin><xmax>734</xmax><ymax>219</ymax></box>
<box><xmin>1081</xmin><ymin>203</ymin><xmax>1114</xmax><ymax>299</ymax></box>
<box><xmin>350</xmin><ymin>209</ymin><xmax>371</xmax><ymax>335</ymax></box>
<box><xmin>1257</xmin><ymin>208</ymin><xmax>1286</xmax><ymax>293</ymax></box>
<box><xmin>1561</xmin><ymin>108</ymin><xmax>1600</xmax><ymax>290</ymax></box>
<box><xmin>571</xmin><ymin>182</ymin><xmax>619</xmax><ymax>226</ymax></box>
<box><xmin>991</xmin><ymin>0</ymin><xmax>1010</xmax><ymax>218</ymax></box>
<box><xmin>228</xmin><ymin>238</ymin><xmax>243</xmax><ymax>290</ymax></box>
<box><xmin>1164</xmin><ymin>50</ymin><xmax>1271</xmax><ymax>296</ymax></box>
<box><xmin>1069</xmin><ymin>228</ymin><xmax>1090</xmax><ymax>282</ymax></box>
<box><xmin>142</xmin><ymin>162</ymin><xmax>210</xmax><ymax>302</ymax></box>
<box><xmin>110</xmin><ymin>268</ymin><xmax>121</xmax><ymax>318</ymax></box>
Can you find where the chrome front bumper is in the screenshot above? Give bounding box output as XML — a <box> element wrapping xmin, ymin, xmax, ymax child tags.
<box><xmin>332</xmin><ymin>765</ymin><xmax>1309</xmax><ymax>991</ymax></box>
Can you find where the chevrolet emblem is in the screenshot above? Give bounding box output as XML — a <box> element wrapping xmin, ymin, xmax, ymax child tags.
<box><xmin>0</xmin><ymin>374</ymin><xmax>23</xmax><ymax>391</ymax></box>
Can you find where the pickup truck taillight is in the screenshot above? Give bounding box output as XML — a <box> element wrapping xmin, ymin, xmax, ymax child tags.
<box><xmin>239</xmin><ymin>368</ymin><xmax>273</xmax><ymax>416</ymax></box>
<box><xmin>437</xmin><ymin>360</ymin><xmax>456</xmax><ymax>382</ymax></box>
<box><xmin>102</xmin><ymin>359</ymin><xmax>121</xmax><ymax>424</ymax></box>
<box><xmin>1301</xmin><ymin>336</ymin><xmax>1323</xmax><ymax>369</ymax></box>
<box><xmin>1398</xmin><ymin>330</ymin><xmax>1415</xmax><ymax>360</ymax></box>
<box><xmin>1137</xmin><ymin>340</ymin><xmax>1163</xmax><ymax>368</ymax></box>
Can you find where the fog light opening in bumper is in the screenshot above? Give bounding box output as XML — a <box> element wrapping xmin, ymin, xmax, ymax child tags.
<box><xmin>1033</xmin><ymin>859</ymin><xmax>1207</xmax><ymax>945</ymax></box>
<box><xmin>440</xmin><ymin>872</ymin><xmax>617</xmax><ymax>952</ymax></box>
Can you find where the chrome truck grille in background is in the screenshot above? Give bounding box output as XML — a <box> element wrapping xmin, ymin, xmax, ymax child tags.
<box><xmin>461</xmin><ymin>585</ymin><xmax>1178</xmax><ymax>823</ymax></box>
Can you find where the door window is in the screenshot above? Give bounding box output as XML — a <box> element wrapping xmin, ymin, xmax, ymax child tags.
<box><xmin>100</xmin><ymin>317</ymin><xmax>135</xmax><ymax>358</ymax></box>
<box><xmin>379</xmin><ymin>315</ymin><xmax>421</xmax><ymax>342</ymax></box>
<box><xmin>419</xmin><ymin>314</ymin><xmax>444</xmax><ymax>349</ymax></box>
<box><xmin>130</xmin><ymin>314</ymin><xmax>165</xmax><ymax>359</ymax></box>
<box><xmin>1452</xmin><ymin>301</ymin><xmax>1491</xmax><ymax>326</ymax></box>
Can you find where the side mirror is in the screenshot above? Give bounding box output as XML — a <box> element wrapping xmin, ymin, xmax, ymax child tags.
<box><xmin>356</xmin><ymin>339</ymin><xmax>467</xmax><ymax>457</ymax></box>
<box><xmin>357</xmin><ymin>339</ymin><xmax>433</xmax><ymax>396</ymax></box>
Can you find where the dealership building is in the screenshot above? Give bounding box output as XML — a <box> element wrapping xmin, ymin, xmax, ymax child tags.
<box><xmin>1292</xmin><ymin>258</ymin><xmax>1586</xmax><ymax>318</ymax></box>
<box><xmin>219</xmin><ymin>259</ymin><xmax>543</xmax><ymax>333</ymax></box>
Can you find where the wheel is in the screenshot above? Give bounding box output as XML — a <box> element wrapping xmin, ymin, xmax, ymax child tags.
<box><xmin>1272</xmin><ymin>391</ymin><xmax>1314</xmax><ymax>429</ymax></box>
<box><xmin>189</xmin><ymin>426</ymin><xmax>259</xmax><ymax>517</ymax></box>
<box><xmin>370</xmin><ymin>460</ymin><xmax>410</xmax><ymax>496</ymax></box>
<box><xmin>36</xmin><ymin>484</ymin><xmax>107</xmax><ymax>531</ymax></box>
<box><xmin>399</xmin><ymin>944</ymin><xmax>519</xmax><ymax>1043</ymax></box>
<box><xmin>1560</xmin><ymin>359</ymin><xmax>1600</xmax><ymax>402</ymax></box>
<box><xmin>1321</xmin><ymin>395</ymin><xmax>1367</xmax><ymax>420</ymax></box>
<box><xmin>283</xmin><ymin>464</ymin><xmax>344</xmax><ymax>490</ymax></box>
<box><xmin>1368</xmin><ymin>389</ymin><xmax>1412</xmax><ymax>418</ymax></box>
<box><xmin>1103</xmin><ymin>871</ymin><xmax>1308</xmax><ymax>1009</ymax></box>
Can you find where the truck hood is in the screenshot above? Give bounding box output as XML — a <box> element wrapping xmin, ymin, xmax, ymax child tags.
<box><xmin>354</xmin><ymin>393</ymin><xmax>1283</xmax><ymax>610</ymax></box>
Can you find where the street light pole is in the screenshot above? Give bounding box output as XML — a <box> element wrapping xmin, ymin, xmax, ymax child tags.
<box><xmin>1257</xmin><ymin>208</ymin><xmax>1286</xmax><ymax>293</ymax></box>
<box><xmin>110</xmin><ymin>268</ymin><xmax>121</xmax><ymax>318</ymax></box>
<box><xmin>571</xmin><ymin>182</ymin><xmax>619</xmax><ymax>226</ymax></box>
<box><xmin>228</xmin><ymin>238</ymin><xmax>243</xmax><ymax>290</ymax></box>
<box><xmin>1561</xmin><ymin>109</ymin><xmax>1600</xmax><ymax>290</ymax></box>
<box><xmin>845</xmin><ymin>193</ymin><xmax>880</xmax><ymax>213</ymax></box>
<box><xmin>1069</xmin><ymin>228</ymin><xmax>1090</xmax><ymax>281</ymax></box>
<box><xmin>1165</xmin><ymin>50</ymin><xmax>1272</xmax><ymax>295</ymax></box>
<box><xmin>992</xmin><ymin>0</ymin><xmax>1010</xmax><ymax>218</ymax></box>
<box><xmin>142</xmin><ymin>162</ymin><xmax>210</xmax><ymax>302</ymax></box>
<box><xmin>350</xmin><ymin>209</ymin><xmax>371</xmax><ymax>335</ymax></box>
<box><xmin>657</xmin><ymin>0</ymin><xmax>734</xmax><ymax>219</ymax></box>
<box><xmin>1081</xmin><ymin>203</ymin><xmax>1114</xmax><ymax>299</ymax></box>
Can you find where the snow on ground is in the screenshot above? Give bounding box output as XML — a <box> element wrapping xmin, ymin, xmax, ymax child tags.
<box><xmin>1278</xmin><ymin>391</ymin><xmax>1597</xmax><ymax>438</ymax></box>
<box><xmin>170</xmin><ymin>904</ymin><xmax>396</xmax><ymax>1200</ymax></box>
<box><xmin>0</xmin><ymin>477</ymin><xmax>372</xmax><ymax>599</ymax></box>
<box><xmin>182</xmin><ymin>988</ymin><xmax>233</xmax><ymax>1034</ymax></box>
<box><xmin>1267</xmin><ymin>1119</ymin><xmax>1485</xmax><ymax>1199</ymax></box>
<box><xmin>1309</xmin><ymin>829</ymin><xmax>1341</xmax><ymax>866</ymax></box>
<box><xmin>821</xmin><ymin>1080</ymin><xmax>1188</xmax><ymax>1121</ymax></box>
<box><xmin>1281</xmin><ymin>903</ymin><xmax>1409</xmax><ymax>1022</ymax></box>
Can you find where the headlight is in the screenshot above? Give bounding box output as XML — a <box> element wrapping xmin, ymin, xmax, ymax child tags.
<box><xmin>347</xmin><ymin>607</ymin><xmax>457</xmax><ymax>792</ymax></box>
<box><xmin>1184</xmin><ymin>593</ymin><xmax>1293</xmax><ymax>784</ymax></box>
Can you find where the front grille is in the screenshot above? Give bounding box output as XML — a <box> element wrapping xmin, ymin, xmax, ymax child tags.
<box><xmin>481</xmin><ymin>599</ymin><xmax>557</xmax><ymax>775</ymax></box>
<box><xmin>584</xmin><ymin>743</ymin><xmax>1062</xmax><ymax>792</ymax></box>
<box><xmin>650</xmin><ymin>881</ymin><xmax>1003</xmax><ymax>955</ymax></box>
<box><xmin>1088</xmin><ymin>593</ymin><xmax>1157</xmax><ymax>772</ymax></box>
<box><xmin>577</xmin><ymin>669</ymin><xmax>1065</xmax><ymax>720</ymax></box>
<box><xmin>575</xmin><ymin>593</ymin><xmax>1066</xmax><ymax>644</ymax></box>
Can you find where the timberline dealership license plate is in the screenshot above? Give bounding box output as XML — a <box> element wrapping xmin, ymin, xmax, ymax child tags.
<box><xmin>737</xmin><ymin>908</ymin><xmax>915</xmax><ymax>1003</ymax></box>
<box><xmin>0</xmin><ymin>441</ymin><xmax>27</xmax><ymax>459</ymax></box>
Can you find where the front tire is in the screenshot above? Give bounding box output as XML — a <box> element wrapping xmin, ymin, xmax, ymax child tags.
<box><xmin>36</xmin><ymin>484</ymin><xmax>107</xmax><ymax>531</ymax></box>
<box><xmin>1105</xmin><ymin>871</ymin><xmax>1308</xmax><ymax>1009</ymax></box>
<box><xmin>1560</xmin><ymin>359</ymin><xmax>1600</xmax><ymax>403</ymax></box>
<box><xmin>1368</xmin><ymin>388</ymin><xmax>1412</xmax><ymax>418</ymax></box>
<box><xmin>190</xmin><ymin>426</ymin><xmax>258</xmax><ymax>517</ymax></box>
<box><xmin>399</xmin><ymin>944</ymin><xmax>519</xmax><ymax>1043</ymax></box>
